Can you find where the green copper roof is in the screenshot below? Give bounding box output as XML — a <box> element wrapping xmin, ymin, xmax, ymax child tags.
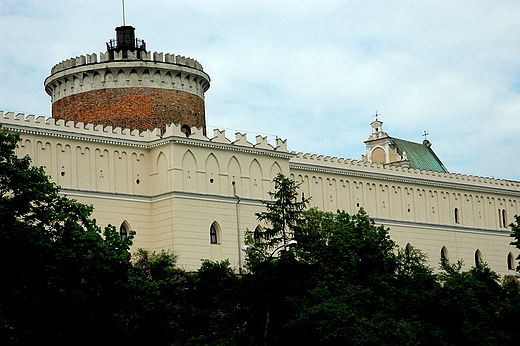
<box><xmin>390</xmin><ymin>138</ymin><xmax>449</xmax><ymax>173</ymax></box>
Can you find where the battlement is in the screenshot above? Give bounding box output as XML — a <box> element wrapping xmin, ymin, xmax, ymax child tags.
<box><xmin>290</xmin><ymin>151</ymin><xmax>520</xmax><ymax>191</ymax></box>
<box><xmin>0</xmin><ymin>111</ymin><xmax>288</xmax><ymax>153</ymax></box>
<box><xmin>50</xmin><ymin>51</ymin><xmax>204</xmax><ymax>75</ymax></box>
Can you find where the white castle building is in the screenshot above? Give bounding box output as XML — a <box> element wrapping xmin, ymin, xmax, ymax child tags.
<box><xmin>2</xmin><ymin>26</ymin><xmax>519</xmax><ymax>275</ymax></box>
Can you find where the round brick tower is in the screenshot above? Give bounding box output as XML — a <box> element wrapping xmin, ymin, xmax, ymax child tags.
<box><xmin>44</xmin><ymin>26</ymin><xmax>210</xmax><ymax>134</ymax></box>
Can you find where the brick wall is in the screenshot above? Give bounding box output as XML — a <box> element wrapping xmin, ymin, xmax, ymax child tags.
<box><xmin>52</xmin><ymin>87</ymin><xmax>206</xmax><ymax>133</ymax></box>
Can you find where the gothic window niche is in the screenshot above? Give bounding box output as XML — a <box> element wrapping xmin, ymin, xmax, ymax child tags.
<box><xmin>210</xmin><ymin>222</ymin><xmax>220</xmax><ymax>244</ymax></box>
<box><xmin>441</xmin><ymin>246</ymin><xmax>449</xmax><ymax>262</ymax></box>
<box><xmin>120</xmin><ymin>221</ymin><xmax>130</xmax><ymax>240</ymax></box>
<box><xmin>454</xmin><ymin>208</ymin><xmax>460</xmax><ymax>224</ymax></box>
<box><xmin>475</xmin><ymin>249</ymin><xmax>483</xmax><ymax>266</ymax></box>
<box><xmin>507</xmin><ymin>252</ymin><xmax>515</xmax><ymax>270</ymax></box>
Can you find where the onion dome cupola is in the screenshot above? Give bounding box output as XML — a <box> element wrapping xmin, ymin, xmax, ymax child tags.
<box><xmin>44</xmin><ymin>26</ymin><xmax>211</xmax><ymax>134</ymax></box>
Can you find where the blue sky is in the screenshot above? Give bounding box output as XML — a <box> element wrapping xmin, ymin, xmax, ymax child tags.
<box><xmin>1</xmin><ymin>0</ymin><xmax>520</xmax><ymax>181</ymax></box>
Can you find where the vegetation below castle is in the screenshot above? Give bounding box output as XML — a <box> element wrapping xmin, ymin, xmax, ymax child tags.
<box><xmin>2</xmin><ymin>128</ymin><xmax>520</xmax><ymax>346</ymax></box>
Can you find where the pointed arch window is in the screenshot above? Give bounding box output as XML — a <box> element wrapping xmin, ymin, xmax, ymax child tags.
<box><xmin>210</xmin><ymin>222</ymin><xmax>220</xmax><ymax>244</ymax></box>
<box><xmin>441</xmin><ymin>246</ymin><xmax>449</xmax><ymax>262</ymax></box>
<box><xmin>254</xmin><ymin>225</ymin><xmax>263</xmax><ymax>244</ymax></box>
<box><xmin>120</xmin><ymin>222</ymin><xmax>129</xmax><ymax>240</ymax></box>
<box><xmin>508</xmin><ymin>252</ymin><xmax>515</xmax><ymax>270</ymax></box>
<box><xmin>475</xmin><ymin>249</ymin><xmax>483</xmax><ymax>266</ymax></box>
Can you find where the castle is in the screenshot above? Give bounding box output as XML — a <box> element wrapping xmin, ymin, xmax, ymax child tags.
<box><xmin>2</xmin><ymin>26</ymin><xmax>519</xmax><ymax>275</ymax></box>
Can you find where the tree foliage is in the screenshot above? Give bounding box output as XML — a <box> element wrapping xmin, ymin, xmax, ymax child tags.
<box><xmin>255</xmin><ymin>173</ymin><xmax>309</xmax><ymax>247</ymax></box>
<box><xmin>509</xmin><ymin>215</ymin><xmax>520</xmax><ymax>271</ymax></box>
<box><xmin>0</xmin><ymin>128</ymin><xmax>134</xmax><ymax>344</ymax></box>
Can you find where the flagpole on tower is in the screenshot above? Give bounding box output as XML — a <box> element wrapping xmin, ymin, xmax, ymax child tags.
<box><xmin>122</xmin><ymin>0</ymin><xmax>126</xmax><ymax>26</ymax></box>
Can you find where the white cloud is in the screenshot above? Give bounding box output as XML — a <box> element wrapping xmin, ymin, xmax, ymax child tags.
<box><xmin>1</xmin><ymin>0</ymin><xmax>519</xmax><ymax>180</ymax></box>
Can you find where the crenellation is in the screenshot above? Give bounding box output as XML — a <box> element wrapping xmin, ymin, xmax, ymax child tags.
<box><xmin>77</xmin><ymin>55</ymin><xmax>86</xmax><ymax>65</ymax></box>
<box><xmin>187</xmin><ymin>126</ymin><xmax>206</xmax><ymax>140</ymax></box>
<box><xmin>210</xmin><ymin>129</ymin><xmax>231</xmax><ymax>144</ymax></box>
<box><xmin>87</xmin><ymin>53</ymin><xmax>97</xmax><ymax>64</ymax></box>
<box><xmin>274</xmin><ymin>138</ymin><xmax>287</xmax><ymax>151</ymax></box>
<box><xmin>24</xmin><ymin>114</ymin><xmax>36</xmax><ymax>123</ymax></box>
<box><xmin>254</xmin><ymin>135</ymin><xmax>273</xmax><ymax>150</ymax></box>
<box><xmin>100</xmin><ymin>52</ymin><xmax>110</xmax><ymax>62</ymax></box>
<box><xmin>233</xmin><ymin>132</ymin><xmax>253</xmax><ymax>147</ymax></box>
<box><xmin>165</xmin><ymin>53</ymin><xmax>175</xmax><ymax>63</ymax></box>
<box><xmin>153</xmin><ymin>52</ymin><xmax>163</xmax><ymax>62</ymax></box>
<box><xmin>49</xmin><ymin>50</ymin><xmax>206</xmax><ymax>76</ymax></box>
<box><xmin>176</xmin><ymin>55</ymin><xmax>185</xmax><ymax>65</ymax></box>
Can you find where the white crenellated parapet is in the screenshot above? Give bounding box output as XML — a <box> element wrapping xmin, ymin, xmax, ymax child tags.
<box><xmin>50</xmin><ymin>50</ymin><xmax>205</xmax><ymax>75</ymax></box>
<box><xmin>0</xmin><ymin>111</ymin><xmax>290</xmax><ymax>154</ymax></box>
<box><xmin>290</xmin><ymin>149</ymin><xmax>520</xmax><ymax>191</ymax></box>
<box><xmin>45</xmin><ymin>50</ymin><xmax>210</xmax><ymax>102</ymax></box>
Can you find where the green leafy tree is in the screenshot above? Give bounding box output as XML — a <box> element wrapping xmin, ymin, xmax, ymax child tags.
<box><xmin>0</xmin><ymin>128</ymin><xmax>134</xmax><ymax>344</ymax></box>
<box><xmin>509</xmin><ymin>215</ymin><xmax>520</xmax><ymax>271</ymax></box>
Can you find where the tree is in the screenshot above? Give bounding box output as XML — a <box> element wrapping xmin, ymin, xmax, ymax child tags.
<box><xmin>255</xmin><ymin>173</ymin><xmax>309</xmax><ymax>247</ymax></box>
<box><xmin>509</xmin><ymin>215</ymin><xmax>520</xmax><ymax>271</ymax></box>
<box><xmin>0</xmin><ymin>128</ymin><xmax>134</xmax><ymax>344</ymax></box>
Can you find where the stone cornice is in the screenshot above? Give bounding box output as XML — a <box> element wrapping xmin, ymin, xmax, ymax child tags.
<box><xmin>60</xmin><ymin>188</ymin><xmax>264</xmax><ymax>206</ymax></box>
<box><xmin>374</xmin><ymin>217</ymin><xmax>512</xmax><ymax>237</ymax></box>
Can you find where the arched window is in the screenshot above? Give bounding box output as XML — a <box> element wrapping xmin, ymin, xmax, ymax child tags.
<box><xmin>210</xmin><ymin>222</ymin><xmax>220</xmax><ymax>244</ymax></box>
<box><xmin>502</xmin><ymin>209</ymin><xmax>507</xmax><ymax>228</ymax></box>
<box><xmin>254</xmin><ymin>225</ymin><xmax>263</xmax><ymax>244</ymax></box>
<box><xmin>120</xmin><ymin>222</ymin><xmax>129</xmax><ymax>240</ymax></box>
<box><xmin>181</xmin><ymin>124</ymin><xmax>191</xmax><ymax>137</ymax></box>
<box><xmin>475</xmin><ymin>249</ymin><xmax>483</xmax><ymax>266</ymax></box>
<box><xmin>454</xmin><ymin>208</ymin><xmax>459</xmax><ymax>224</ymax></box>
<box><xmin>441</xmin><ymin>246</ymin><xmax>449</xmax><ymax>262</ymax></box>
<box><xmin>405</xmin><ymin>243</ymin><xmax>413</xmax><ymax>255</ymax></box>
<box><xmin>508</xmin><ymin>252</ymin><xmax>515</xmax><ymax>270</ymax></box>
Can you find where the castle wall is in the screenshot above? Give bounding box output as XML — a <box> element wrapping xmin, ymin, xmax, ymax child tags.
<box><xmin>2</xmin><ymin>111</ymin><xmax>519</xmax><ymax>275</ymax></box>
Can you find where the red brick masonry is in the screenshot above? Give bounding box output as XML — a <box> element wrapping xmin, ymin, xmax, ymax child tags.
<box><xmin>52</xmin><ymin>87</ymin><xmax>206</xmax><ymax>133</ymax></box>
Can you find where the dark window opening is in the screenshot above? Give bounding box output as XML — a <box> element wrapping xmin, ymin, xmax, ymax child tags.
<box><xmin>210</xmin><ymin>223</ymin><xmax>218</xmax><ymax>244</ymax></box>
<box><xmin>454</xmin><ymin>208</ymin><xmax>460</xmax><ymax>224</ymax></box>
<box><xmin>120</xmin><ymin>223</ymin><xmax>128</xmax><ymax>240</ymax></box>
<box><xmin>475</xmin><ymin>249</ymin><xmax>482</xmax><ymax>266</ymax></box>
<box><xmin>508</xmin><ymin>252</ymin><xmax>515</xmax><ymax>270</ymax></box>
<box><xmin>181</xmin><ymin>124</ymin><xmax>191</xmax><ymax>137</ymax></box>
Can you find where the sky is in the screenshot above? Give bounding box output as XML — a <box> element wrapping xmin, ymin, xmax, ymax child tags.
<box><xmin>1</xmin><ymin>0</ymin><xmax>520</xmax><ymax>181</ymax></box>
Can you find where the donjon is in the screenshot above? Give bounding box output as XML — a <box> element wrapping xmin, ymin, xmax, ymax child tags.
<box><xmin>2</xmin><ymin>26</ymin><xmax>520</xmax><ymax>276</ymax></box>
<box><xmin>44</xmin><ymin>26</ymin><xmax>210</xmax><ymax>135</ymax></box>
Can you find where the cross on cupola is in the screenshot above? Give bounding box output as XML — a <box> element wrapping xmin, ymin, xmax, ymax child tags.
<box><xmin>369</xmin><ymin>111</ymin><xmax>387</xmax><ymax>139</ymax></box>
<box><xmin>422</xmin><ymin>130</ymin><xmax>432</xmax><ymax>147</ymax></box>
